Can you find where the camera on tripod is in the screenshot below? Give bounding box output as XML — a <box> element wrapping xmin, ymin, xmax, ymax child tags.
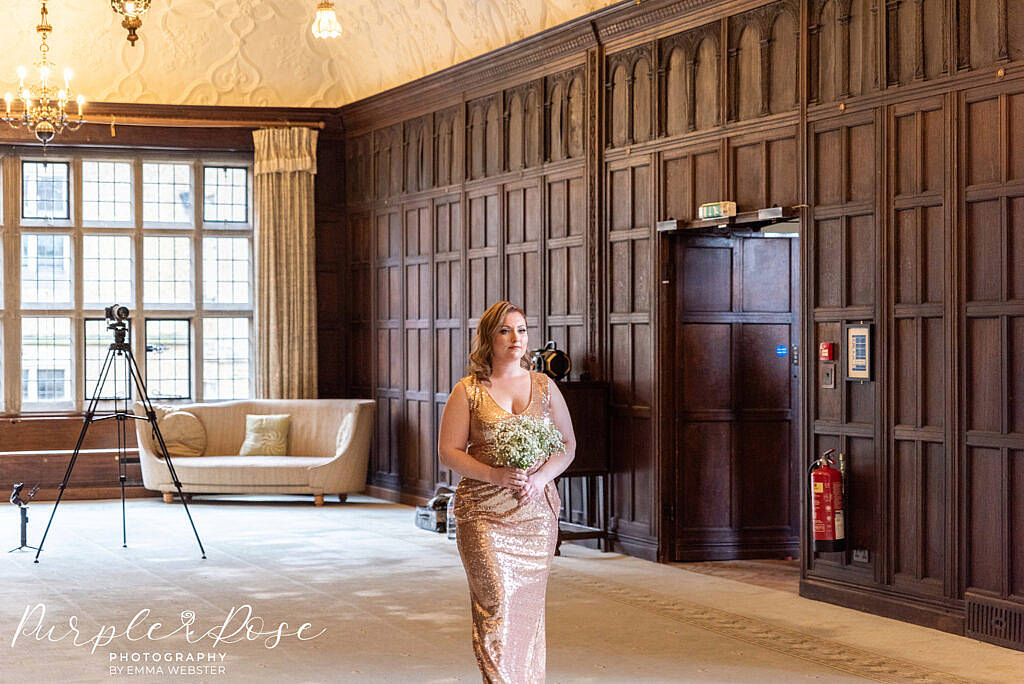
<box><xmin>105</xmin><ymin>304</ymin><xmax>130</xmax><ymax>329</ymax></box>
<box><xmin>33</xmin><ymin>302</ymin><xmax>207</xmax><ymax>562</ymax></box>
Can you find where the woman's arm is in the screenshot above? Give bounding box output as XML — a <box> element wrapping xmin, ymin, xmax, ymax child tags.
<box><xmin>518</xmin><ymin>376</ymin><xmax>576</xmax><ymax>503</ymax></box>
<box><xmin>437</xmin><ymin>381</ymin><xmax>527</xmax><ymax>489</ymax></box>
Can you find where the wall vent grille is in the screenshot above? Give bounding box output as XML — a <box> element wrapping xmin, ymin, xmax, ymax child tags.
<box><xmin>966</xmin><ymin>595</ymin><xmax>1024</xmax><ymax>652</ymax></box>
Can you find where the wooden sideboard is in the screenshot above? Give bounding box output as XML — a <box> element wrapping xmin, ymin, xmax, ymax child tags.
<box><xmin>554</xmin><ymin>380</ymin><xmax>609</xmax><ymax>553</ymax></box>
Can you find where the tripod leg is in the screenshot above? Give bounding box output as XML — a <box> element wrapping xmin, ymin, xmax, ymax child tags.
<box><xmin>119</xmin><ymin>412</ymin><xmax>128</xmax><ymax>548</ymax></box>
<box><xmin>34</xmin><ymin>348</ymin><xmax>117</xmax><ymax>563</ymax></box>
<box><xmin>126</xmin><ymin>353</ymin><xmax>207</xmax><ymax>559</ymax></box>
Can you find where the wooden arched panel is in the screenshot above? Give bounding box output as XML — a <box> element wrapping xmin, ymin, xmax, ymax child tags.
<box><xmin>404</xmin><ymin>123</ymin><xmax>417</xmax><ymax>193</ymax></box>
<box><xmin>469</xmin><ymin>105</ymin><xmax>485</xmax><ymax>180</ymax></box>
<box><xmin>633</xmin><ymin>59</ymin><xmax>653</xmax><ymax>142</ymax></box>
<box><xmin>770</xmin><ymin>11</ymin><xmax>798</xmax><ymax>113</ymax></box>
<box><xmin>969</xmin><ymin>0</ymin><xmax>1003</xmax><ymax>69</ymax></box>
<box><xmin>695</xmin><ymin>38</ymin><xmax>719</xmax><ymax>130</ymax></box>
<box><xmin>549</xmin><ymin>82</ymin><xmax>565</xmax><ymax>162</ymax></box>
<box><xmin>817</xmin><ymin>0</ymin><xmax>838</xmax><ymax>103</ymax></box>
<box><xmin>508</xmin><ymin>93</ymin><xmax>524</xmax><ymax>171</ymax></box>
<box><xmin>375</xmin><ymin>126</ymin><xmax>400</xmax><ymax>199</ymax></box>
<box><xmin>485</xmin><ymin>101</ymin><xmax>502</xmax><ymax>177</ymax></box>
<box><xmin>389</xmin><ymin>127</ymin><xmax>403</xmax><ymax>196</ymax></box>
<box><xmin>346</xmin><ymin>134</ymin><xmax>370</xmax><ymax>204</ymax></box>
<box><xmin>435</xmin><ymin>118</ymin><xmax>449</xmax><ymax>188</ymax></box>
<box><xmin>737</xmin><ymin>26</ymin><xmax>762</xmax><ymax>120</ymax></box>
<box><xmin>922</xmin><ymin>0</ymin><xmax>947</xmax><ymax>79</ymax></box>
<box><xmin>897</xmin><ymin>0</ymin><xmax>917</xmax><ymax>83</ymax></box>
<box><xmin>525</xmin><ymin>90</ymin><xmax>540</xmax><ymax>167</ymax></box>
<box><xmin>375</xmin><ymin>131</ymin><xmax>388</xmax><ymax>199</ymax></box>
<box><xmin>434</xmin><ymin>109</ymin><xmax>459</xmax><ymax>188</ymax></box>
<box><xmin>891</xmin><ymin>0</ymin><xmax>949</xmax><ymax>83</ymax></box>
<box><xmin>611</xmin><ymin>64</ymin><xmax>629</xmax><ymax>147</ymax></box>
<box><xmin>1012</xmin><ymin>1</ymin><xmax>1024</xmax><ymax>61</ymax></box>
<box><xmin>848</xmin><ymin>0</ymin><xmax>876</xmax><ymax>95</ymax></box>
<box><xmin>568</xmin><ymin>77</ymin><xmax>584</xmax><ymax>158</ymax></box>
<box><xmin>665</xmin><ymin>47</ymin><xmax>687</xmax><ymax>135</ymax></box>
<box><xmin>404</xmin><ymin>117</ymin><xmax>430</xmax><ymax>193</ymax></box>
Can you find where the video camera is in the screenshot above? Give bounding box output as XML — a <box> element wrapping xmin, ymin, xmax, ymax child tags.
<box><xmin>105</xmin><ymin>304</ymin><xmax>130</xmax><ymax>329</ymax></box>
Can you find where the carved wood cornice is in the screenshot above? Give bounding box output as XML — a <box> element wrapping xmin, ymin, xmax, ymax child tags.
<box><xmin>341</xmin><ymin>13</ymin><xmax>608</xmax><ymax>136</ymax></box>
<box><xmin>596</xmin><ymin>0</ymin><xmax>721</xmax><ymax>42</ymax></box>
<box><xmin>479</xmin><ymin>25</ymin><xmax>599</xmax><ymax>84</ymax></box>
<box><xmin>340</xmin><ymin>0</ymin><xmax>754</xmax><ymax>136</ymax></box>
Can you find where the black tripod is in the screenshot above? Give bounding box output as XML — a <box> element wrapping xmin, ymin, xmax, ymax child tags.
<box><xmin>34</xmin><ymin>306</ymin><xmax>206</xmax><ymax>562</ymax></box>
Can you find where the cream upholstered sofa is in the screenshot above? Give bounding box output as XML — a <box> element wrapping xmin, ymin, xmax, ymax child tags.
<box><xmin>134</xmin><ymin>399</ymin><xmax>375</xmax><ymax>506</ymax></box>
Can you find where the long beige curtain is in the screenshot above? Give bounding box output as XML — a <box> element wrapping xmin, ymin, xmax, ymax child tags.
<box><xmin>252</xmin><ymin>127</ymin><xmax>319</xmax><ymax>399</ymax></box>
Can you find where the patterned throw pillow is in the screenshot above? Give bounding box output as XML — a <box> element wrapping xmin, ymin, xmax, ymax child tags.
<box><xmin>158</xmin><ymin>410</ymin><xmax>207</xmax><ymax>458</ymax></box>
<box><xmin>239</xmin><ymin>414</ymin><xmax>291</xmax><ymax>456</ymax></box>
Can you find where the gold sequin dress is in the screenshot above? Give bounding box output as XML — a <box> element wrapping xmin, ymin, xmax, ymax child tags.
<box><xmin>455</xmin><ymin>370</ymin><xmax>561</xmax><ymax>684</ymax></box>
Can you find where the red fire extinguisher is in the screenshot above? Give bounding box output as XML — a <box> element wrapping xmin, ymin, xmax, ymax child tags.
<box><xmin>810</xmin><ymin>449</ymin><xmax>846</xmax><ymax>553</ymax></box>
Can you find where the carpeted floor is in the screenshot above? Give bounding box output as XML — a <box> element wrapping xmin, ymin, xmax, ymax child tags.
<box><xmin>673</xmin><ymin>559</ymin><xmax>800</xmax><ymax>594</ymax></box>
<box><xmin>3</xmin><ymin>495</ymin><xmax>1022</xmax><ymax>683</ymax></box>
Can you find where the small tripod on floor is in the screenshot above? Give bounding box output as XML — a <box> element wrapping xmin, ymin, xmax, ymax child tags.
<box><xmin>34</xmin><ymin>304</ymin><xmax>206</xmax><ymax>563</ymax></box>
<box><xmin>9</xmin><ymin>483</ymin><xmax>40</xmax><ymax>552</ymax></box>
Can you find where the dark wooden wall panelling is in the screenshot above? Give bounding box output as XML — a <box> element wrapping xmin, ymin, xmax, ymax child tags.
<box><xmin>335</xmin><ymin>0</ymin><xmax>1024</xmax><ymax>643</ymax></box>
<box><xmin>351</xmin><ymin>59</ymin><xmax>593</xmax><ymax>506</ymax></box>
<box><xmin>795</xmin><ymin>0</ymin><xmax>1024</xmax><ymax>642</ymax></box>
<box><xmin>316</xmin><ymin>123</ymin><xmax>348</xmax><ymax>398</ymax></box>
<box><xmin>958</xmin><ymin>77</ymin><xmax>1024</xmax><ymax>635</ymax></box>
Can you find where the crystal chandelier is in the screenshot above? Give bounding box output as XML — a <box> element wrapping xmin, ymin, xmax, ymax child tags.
<box><xmin>311</xmin><ymin>1</ymin><xmax>342</xmax><ymax>39</ymax></box>
<box><xmin>110</xmin><ymin>0</ymin><xmax>152</xmax><ymax>46</ymax></box>
<box><xmin>2</xmin><ymin>1</ymin><xmax>85</xmax><ymax>145</ymax></box>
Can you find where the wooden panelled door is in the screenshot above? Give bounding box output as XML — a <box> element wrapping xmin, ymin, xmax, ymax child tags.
<box><xmin>669</xmin><ymin>232</ymin><xmax>800</xmax><ymax>561</ymax></box>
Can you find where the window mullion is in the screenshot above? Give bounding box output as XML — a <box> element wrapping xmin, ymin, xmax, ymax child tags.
<box><xmin>72</xmin><ymin>155</ymin><xmax>83</xmax><ymax>412</ymax></box>
<box><xmin>132</xmin><ymin>155</ymin><xmax>145</xmax><ymax>397</ymax></box>
<box><xmin>7</xmin><ymin>155</ymin><xmax>22</xmax><ymax>414</ymax></box>
<box><xmin>2</xmin><ymin>155</ymin><xmax>18</xmax><ymax>413</ymax></box>
<box><xmin>194</xmin><ymin>158</ymin><xmax>203</xmax><ymax>402</ymax></box>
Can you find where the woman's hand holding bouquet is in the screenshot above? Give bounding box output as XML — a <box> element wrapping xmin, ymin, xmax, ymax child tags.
<box><xmin>490</xmin><ymin>415</ymin><xmax>565</xmax><ymax>504</ymax></box>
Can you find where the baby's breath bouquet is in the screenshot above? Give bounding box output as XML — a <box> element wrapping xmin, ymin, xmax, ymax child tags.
<box><xmin>490</xmin><ymin>414</ymin><xmax>565</xmax><ymax>470</ymax></box>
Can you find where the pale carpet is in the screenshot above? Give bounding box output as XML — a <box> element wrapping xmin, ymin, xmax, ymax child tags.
<box><xmin>2</xmin><ymin>495</ymin><xmax>1021</xmax><ymax>683</ymax></box>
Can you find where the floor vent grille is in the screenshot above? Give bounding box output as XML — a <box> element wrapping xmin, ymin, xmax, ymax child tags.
<box><xmin>966</xmin><ymin>595</ymin><xmax>1024</xmax><ymax>652</ymax></box>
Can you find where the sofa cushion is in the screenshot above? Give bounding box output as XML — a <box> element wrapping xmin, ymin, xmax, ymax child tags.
<box><xmin>170</xmin><ymin>455</ymin><xmax>329</xmax><ymax>487</ymax></box>
<box><xmin>157</xmin><ymin>410</ymin><xmax>207</xmax><ymax>458</ymax></box>
<box><xmin>239</xmin><ymin>414</ymin><xmax>291</xmax><ymax>456</ymax></box>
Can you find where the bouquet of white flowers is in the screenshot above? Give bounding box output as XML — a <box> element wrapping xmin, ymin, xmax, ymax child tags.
<box><xmin>490</xmin><ymin>414</ymin><xmax>565</xmax><ymax>470</ymax></box>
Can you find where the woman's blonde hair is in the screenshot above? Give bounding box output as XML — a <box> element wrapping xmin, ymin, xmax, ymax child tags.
<box><xmin>467</xmin><ymin>301</ymin><xmax>531</xmax><ymax>380</ymax></box>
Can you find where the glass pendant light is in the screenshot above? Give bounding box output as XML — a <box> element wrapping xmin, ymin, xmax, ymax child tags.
<box><xmin>311</xmin><ymin>1</ymin><xmax>342</xmax><ymax>40</ymax></box>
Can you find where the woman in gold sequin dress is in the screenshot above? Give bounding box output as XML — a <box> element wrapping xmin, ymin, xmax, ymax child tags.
<box><xmin>438</xmin><ymin>301</ymin><xmax>577</xmax><ymax>683</ymax></box>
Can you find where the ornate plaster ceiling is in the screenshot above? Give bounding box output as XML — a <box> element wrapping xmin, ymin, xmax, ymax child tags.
<box><xmin>0</xmin><ymin>1</ymin><xmax>618</xmax><ymax>109</ymax></box>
